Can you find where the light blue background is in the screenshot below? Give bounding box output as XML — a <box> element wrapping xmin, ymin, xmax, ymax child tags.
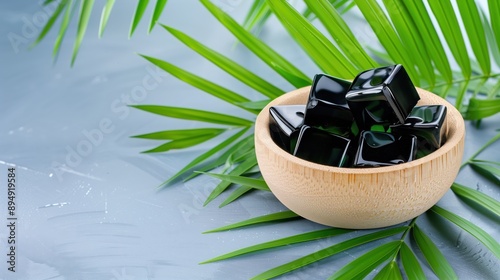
<box><xmin>1</xmin><ymin>1</ymin><xmax>499</xmax><ymax>279</ymax></box>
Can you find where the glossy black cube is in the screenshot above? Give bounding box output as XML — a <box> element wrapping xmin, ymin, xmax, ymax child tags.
<box><xmin>346</xmin><ymin>64</ymin><xmax>420</xmax><ymax>130</ymax></box>
<box><xmin>269</xmin><ymin>105</ymin><xmax>305</xmax><ymax>152</ymax></box>
<box><xmin>391</xmin><ymin>105</ymin><xmax>447</xmax><ymax>155</ymax></box>
<box><xmin>303</xmin><ymin>74</ymin><xmax>353</xmax><ymax>134</ymax></box>
<box><xmin>293</xmin><ymin>125</ymin><xmax>351</xmax><ymax>167</ymax></box>
<box><xmin>353</xmin><ymin>131</ymin><xmax>417</xmax><ymax>167</ymax></box>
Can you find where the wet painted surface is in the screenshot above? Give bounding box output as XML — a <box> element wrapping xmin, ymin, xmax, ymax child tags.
<box><xmin>1</xmin><ymin>1</ymin><xmax>499</xmax><ymax>279</ymax></box>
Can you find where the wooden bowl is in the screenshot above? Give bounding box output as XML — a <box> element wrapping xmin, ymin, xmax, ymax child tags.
<box><xmin>255</xmin><ymin>87</ymin><xmax>465</xmax><ymax>229</ymax></box>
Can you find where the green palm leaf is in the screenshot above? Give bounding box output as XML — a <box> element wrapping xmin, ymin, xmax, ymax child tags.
<box><xmin>204</xmin><ymin>210</ymin><xmax>300</xmax><ymax>233</ymax></box>
<box><xmin>199</xmin><ymin>0</ymin><xmax>311</xmax><ymax>88</ymax></box>
<box><xmin>401</xmin><ymin>0</ymin><xmax>452</xmax><ymax>83</ymax></box>
<box><xmin>141</xmin><ymin>132</ymin><xmax>223</xmax><ymax>153</ymax></box>
<box><xmin>451</xmin><ymin>183</ymin><xmax>500</xmax><ymax>216</ymax></box>
<box><xmin>71</xmin><ymin>0</ymin><xmax>94</xmax><ymax>66</ymax></box>
<box><xmin>329</xmin><ymin>241</ymin><xmax>400</xmax><ymax>280</ymax></box>
<box><xmin>400</xmin><ymin>242</ymin><xmax>426</xmax><ymax>280</ymax></box>
<box><xmin>203</xmin><ymin>153</ymin><xmax>257</xmax><ymax>206</ymax></box>
<box><xmin>53</xmin><ymin>0</ymin><xmax>73</xmax><ymax>59</ymax></box>
<box><xmin>182</xmin><ymin>133</ymin><xmax>254</xmax><ymax>182</ymax></box>
<box><xmin>381</xmin><ymin>0</ymin><xmax>435</xmax><ymax>87</ymax></box>
<box><xmin>413</xmin><ymin>224</ymin><xmax>458</xmax><ymax>279</ymax></box>
<box><xmin>149</xmin><ymin>0</ymin><xmax>168</xmax><ymax>33</ymax></box>
<box><xmin>252</xmin><ymin>227</ymin><xmax>406</xmax><ymax>280</ymax></box>
<box><xmin>131</xmin><ymin>105</ymin><xmax>253</xmax><ymax>126</ymax></box>
<box><xmin>31</xmin><ymin>0</ymin><xmax>67</xmax><ymax>47</ymax></box>
<box><xmin>160</xmin><ymin>128</ymin><xmax>250</xmax><ymax>186</ymax></box>
<box><xmin>466</xmin><ymin>98</ymin><xmax>500</xmax><ymax>119</ymax></box>
<box><xmin>132</xmin><ymin>128</ymin><xmax>225</xmax><ymax>140</ymax></box>
<box><xmin>373</xmin><ymin>260</ymin><xmax>402</xmax><ymax>280</ymax></box>
<box><xmin>304</xmin><ymin>0</ymin><xmax>377</xmax><ymax>70</ymax></box>
<box><xmin>202</xmin><ymin>228</ymin><xmax>350</xmax><ymax>264</ymax></box>
<box><xmin>427</xmin><ymin>0</ymin><xmax>471</xmax><ymax>79</ymax></box>
<box><xmin>201</xmin><ymin>173</ymin><xmax>269</xmax><ymax>191</ymax></box>
<box><xmin>470</xmin><ymin>160</ymin><xmax>500</xmax><ymax>186</ymax></box>
<box><xmin>98</xmin><ymin>0</ymin><xmax>115</xmax><ymax>37</ymax></box>
<box><xmin>456</xmin><ymin>0</ymin><xmax>490</xmax><ymax>75</ymax></box>
<box><xmin>161</xmin><ymin>25</ymin><xmax>284</xmax><ymax>99</ymax></box>
<box><xmin>218</xmin><ymin>185</ymin><xmax>254</xmax><ymax>207</ymax></box>
<box><xmin>242</xmin><ymin>0</ymin><xmax>270</xmax><ymax>32</ymax></box>
<box><xmin>354</xmin><ymin>0</ymin><xmax>419</xmax><ymax>84</ymax></box>
<box><xmin>140</xmin><ymin>55</ymin><xmax>254</xmax><ymax>112</ymax></box>
<box><xmin>431</xmin><ymin>205</ymin><xmax>500</xmax><ymax>259</ymax></box>
<box><xmin>130</xmin><ymin>0</ymin><xmax>149</xmax><ymax>38</ymax></box>
<box><xmin>267</xmin><ymin>0</ymin><xmax>358</xmax><ymax>78</ymax></box>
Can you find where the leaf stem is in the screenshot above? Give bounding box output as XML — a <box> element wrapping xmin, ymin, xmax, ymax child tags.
<box><xmin>424</xmin><ymin>72</ymin><xmax>500</xmax><ymax>91</ymax></box>
<box><xmin>461</xmin><ymin>132</ymin><xmax>500</xmax><ymax>169</ymax></box>
<box><xmin>390</xmin><ymin>217</ymin><xmax>418</xmax><ymax>262</ymax></box>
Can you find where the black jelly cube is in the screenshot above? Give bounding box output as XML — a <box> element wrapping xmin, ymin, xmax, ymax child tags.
<box><xmin>391</xmin><ymin>105</ymin><xmax>447</xmax><ymax>155</ymax></box>
<box><xmin>269</xmin><ymin>105</ymin><xmax>305</xmax><ymax>152</ymax></box>
<box><xmin>353</xmin><ymin>131</ymin><xmax>417</xmax><ymax>167</ymax></box>
<box><xmin>303</xmin><ymin>74</ymin><xmax>353</xmax><ymax>134</ymax></box>
<box><xmin>346</xmin><ymin>64</ymin><xmax>420</xmax><ymax>130</ymax></box>
<box><xmin>293</xmin><ymin>125</ymin><xmax>351</xmax><ymax>167</ymax></box>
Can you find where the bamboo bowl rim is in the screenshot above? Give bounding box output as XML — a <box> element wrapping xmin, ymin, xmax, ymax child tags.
<box><xmin>255</xmin><ymin>86</ymin><xmax>465</xmax><ymax>175</ymax></box>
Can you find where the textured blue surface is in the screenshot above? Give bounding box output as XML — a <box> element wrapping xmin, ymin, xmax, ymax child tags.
<box><xmin>1</xmin><ymin>1</ymin><xmax>499</xmax><ymax>279</ymax></box>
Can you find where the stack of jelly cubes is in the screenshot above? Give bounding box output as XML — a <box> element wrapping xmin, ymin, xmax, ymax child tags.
<box><xmin>269</xmin><ymin>64</ymin><xmax>447</xmax><ymax>168</ymax></box>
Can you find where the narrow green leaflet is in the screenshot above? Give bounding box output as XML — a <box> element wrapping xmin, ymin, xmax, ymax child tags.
<box><xmin>162</xmin><ymin>25</ymin><xmax>284</xmax><ymax>99</ymax></box>
<box><xmin>489</xmin><ymin>0</ymin><xmax>500</xmax><ymax>63</ymax></box>
<box><xmin>129</xmin><ymin>0</ymin><xmax>149</xmax><ymax>37</ymax></box>
<box><xmin>454</xmin><ymin>79</ymin><xmax>470</xmax><ymax>109</ymax></box>
<box><xmin>469</xmin><ymin>160</ymin><xmax>500</xmax><ymax>186</ymax></box>
<box><xmin>382</xmin><ymin>0</ymin><xmax>435</xmax><ymax>87</ymax></box>
<box><xmin>71</xmin><ymin>0</ymin><xmax>95</xmax><ymax>66</ymax></box>
<box><xmin>201</xmin><ymin>173</ymin><xmax>270</xmax><ymax>191</ymax></box>
<box><xmin>132</xmin><ymin>128</ymin><xmax>225</xmax><ymax>140</ymax></box>
<box><xmin>451</xmin><ymin>183</ymin><xmax>500</xmax><ymax>217</ymax></box>
<box><xmin>456</xmin><ymin>0</ymin><xmax>490</xmax><ymax>75</ymax></box>
<box><xmin>402</xmin><ymin>0</ymin><xmax>452</xmax><ymax>83</ymax></box>
<box><xmin>199</xmin><ymin>0</ymin><xmax>311</xmax><ymax>88</ymax></box>
<box><xmin>204</xmin><ymin>154</ymin><xmax>258</xmax><ymax>206</ymax></box>
<box><xmin>219</xmin><ymin>185</ymin><xmax>254</xmax><ymax>207</ymax></box>
<box><xmin>131</xmin><ymin>105</ymin><xmax>253</xmax><ymax>126</ymax></box>
<box><xmin>413</xmin><ymin>224</ymin><xmax>458</xmax><ymax>279</ymax></box>
<box><xmin>252</xmin><ymin>227</ymin><xmax>406</xmax><ymax>280</ymax></box>
<box><xmin>160</xmin><ymin>128</ymin><xmax>250</xmax><ymax>186</ymax></box>
<box><xmin>431</xmin><ymin>205</ymin><xmax>500</xmax><ymax>259</ymax></box>
<box><xmin>400</xmin><ymin>242</ymin><xmax>425</xmax><ymax>280</ymax></box>
<box><xmin>149</xmin><ymin>0</ymin><xmax>168</xmax><ymax>33</ymax></box>
<box><xmin>238</xmin><ymin>100</ymin><xmax>270</xmax><ymax>110</ymax></box>
<box><xmin>242</xmin><ymin>0</ymin><xmax>270</xmax><ymax>32</ymax></box>
<box><xmin>303</xmin><ymin>0</ymin><xmax>377</xmax><ymax>70</ymax></box>
<box><xmin>483</xmin><ymin>11</ymin><xmax>500</xmax><ymax>74</ymax></box>
<box><xmin>142</xmin><ymin>133</ymin><xmax>222</xmax><ymax>153</ymax></box>
<box><xmin>329</xmin><ymin>241</ymin><xmax>400</xmax><ymax>280</ymax></box>
<box><xmin>201</xmin><ymin>228</ymin><xmax>351</xmax><ymax>263</ymax></box>
<box><xmin>465</xmin><ymin>98</ymin><xmax>500</xmax><ymax>120</ymax></box>
<box><xmin>373</xmin><ymin>260</ymin><xmax>402</xmax><ymax>280</ymax></box>
<box><xmin>462</xmin><ymin>133</ymin><xmax>500</xmax><ymax>168</ymax></box>
<box><xmin>267</xmin><ymin>0</ymin><xmax>358</xmax><ymax>78</ymax></box>
<box><xmin>353</xmin><ymin>0</ymin><xmax>419</xmax><ymax>84</ymax></box>
<box><xmin>53</xmin><ymin>0</ymin><xmax>73</xmax><ymax>58</ymax></box>
<box><xmin>204</xmin><ymin>210</ymin><xmax>300</xmax><ymax>233</ymax></box>
<box><xmin>182</xmin><ymin>134</ymin><xmax>255</xmax><ymax>182</ymax></box>
<box><xmin>140</xmin><ymin>55</ymin><xmax>254</xmax><ymax>111</ymax></box>
<box><xmin>31</xmin><ymin>0</ymin><xmax>67</xmax><ymax>47</ymax></box>
<box><xmin>427</xmin><ymin>0</ymin><xmax>471</xmax><ymax>78</ymax></box>
<box><xmin>99</xmin><ymin>0</ymin><xmax>115</xmax><ymax>37</ymax></box>
<box><xmin>271</xmin><ymin>62</ymin><xmax>311</xmax><ymax>88</ymax></box>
